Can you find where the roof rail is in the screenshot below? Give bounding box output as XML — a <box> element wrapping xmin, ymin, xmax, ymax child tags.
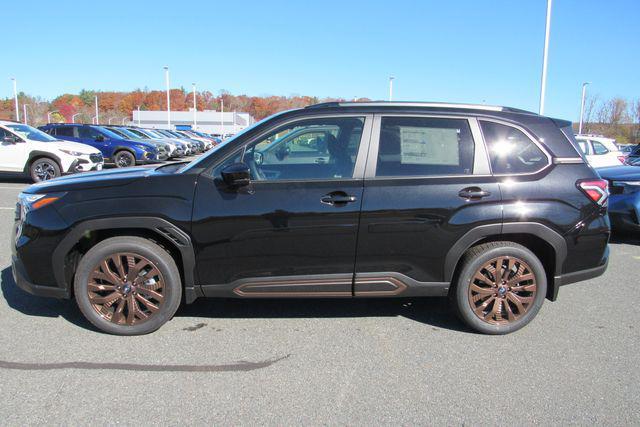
<box><xmin>305</xmin><ymin>101</ymin><xmax>536</xmax><ymax>113</ymax></box>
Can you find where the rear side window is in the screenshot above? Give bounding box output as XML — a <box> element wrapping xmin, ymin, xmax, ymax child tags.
<box><xmin>591</xmin><ymin>141</ymin><xmax>609</xmax><ymax>155</ymax></box>
<box><xmin>480</xmin><ymin>121</ymin><xmax>548</xmax><ymax>175</ymax></box>
<box><xmin>375</xmin><ymin>117</ymin><xmax>475</xmax><ymax>177</ymax></box>
<box><xmin>55</xmin><ymin>126</ymin><xmax>75</xmax><ymax>137</ymax></box>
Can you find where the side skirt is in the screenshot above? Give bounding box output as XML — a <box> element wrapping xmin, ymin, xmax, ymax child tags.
<box><xmin>198</xmin><ymin>272</ymin><xmax>449</xmax><ymax>298</ymax></box>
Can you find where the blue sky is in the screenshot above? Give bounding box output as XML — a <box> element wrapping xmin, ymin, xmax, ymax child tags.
<box><xmin>4</xmin><ymin>0</ymin><xmax>638</xmax><ymax>120</ymax></box>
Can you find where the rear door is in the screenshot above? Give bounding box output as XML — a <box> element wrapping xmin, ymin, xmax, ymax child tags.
<box><xmin>354</xmin><ymin>114</ymin><xmax>501</xmax><ymax>296</ymax></box>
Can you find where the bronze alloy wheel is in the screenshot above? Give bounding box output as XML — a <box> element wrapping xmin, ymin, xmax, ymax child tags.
<box><xmin>87</xmin><ymin>252</ymin><xmax>165</xmax><ymax>326</ymax></box>
<box><xmin>468</xmin><ymin>256</ymin><xmax>537</xmax><ymax>325</ymax></box>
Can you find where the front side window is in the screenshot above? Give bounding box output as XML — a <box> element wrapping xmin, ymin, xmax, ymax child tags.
<box><xmin>236</xmin><ymin>117</ymin><xmax>364</xmax><ymax>181</ymax></box>
<box><xmin>375</xmin><ymin>117</ymin><xmax>475</xmax><ymax>177</ymax></box>
<box><xmin>591</xmin><ymin>140</ymin><xmax>609</xmax><ymax>155</ymax></box>
<box><xmin>480</xmin><ymin>121</ymin><xmax>548</xmax><ymax>175</ymax></box>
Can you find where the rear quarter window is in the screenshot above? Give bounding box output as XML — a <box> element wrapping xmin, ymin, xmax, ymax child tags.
<box><xmin>480</xmin><ymin>121</ymin><xmax>548</xmax><ymax>175</ymax></box>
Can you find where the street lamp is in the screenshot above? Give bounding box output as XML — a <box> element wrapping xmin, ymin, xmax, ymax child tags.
<box><xmin>47</xmin><ymin>111</ymin><xmax>60</xmax><ymax>123</ymax></box>
<box><xmin>192</xmin><ymin>83</ymin><xmax>197</xmax><ymax>129</ymax></box>
<box><xmin>72</xmin><ymin>113</ymin><xmax>81</xmax><ymax>123</ymax></box>
<box><xmin>220</xmin><ymin>96</ymin><xmax>224</xmax><ymax>136</ymax></box>
<box><xmin>539</xmin><ymin>0</ymin><xmax>553</xmax><ymax>115</ymax></box>
<box><xmin>23</xmin><ymin>104</ymin><xmax>28</xmax><ymax>125</ymax></box>
<box><xmin>94</xmin><ymin>95</ymin><xmax>99</xmax><ymax>124</ymax></box>
<box><xmin>578</xmin><ymin>82</ymin><xmax>590</xmax><ymax>135</ymax></box>
<box><xmin>164</xmin><ymin>66</ymin><xmax>171</xmax><ymax>128</ymax></box>
<box><xmin>122</xmin><ymin>117</ymin><xmax>128</xmax><ymax>125</ymax></box>
<box><xmin>388</xmin><ymin>76</ymin><xmax>395</xmax><ymax>101</ymax></box>
<box><xmin>136</xmin><ymin>105</ymin><xmax>141</xmax><ymax>127</ymax></box>
<box><xmin>11</xmin><ymin>78</ymin><xmax>20</xmax><ymax>122</ymax></box>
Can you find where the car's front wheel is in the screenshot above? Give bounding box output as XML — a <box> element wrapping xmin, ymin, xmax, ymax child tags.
<box><xmin>451</xmin><ymin>242</ymin><xmax>547</xmax><ymax>335</ymax></box>
<box><xmin>74</xmin><ymin>236</ymin><xmax>182</xmax><ymax>335</ymax></box>
<box><xmin>30</xmin><ymin>157</ymin><xmax>61</xmax><ymax>182</ymax></box>
<box><xmin>114</xmin><ymin>150</ymin><xmax>136</xmax><ymax>168</ymax></box>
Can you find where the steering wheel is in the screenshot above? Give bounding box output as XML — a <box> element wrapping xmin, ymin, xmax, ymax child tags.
<box><xmin>244</xmin><ymin>150</ymin><xmax>266</xmax><ymax>181</ymax></box>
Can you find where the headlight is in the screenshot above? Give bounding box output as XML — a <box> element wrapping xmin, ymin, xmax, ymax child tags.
<box><xmin>59</xmin><ymin>149</ymin><xmax>84</xmax><ymax>156</ymax></box>
<box><xmin>613</xmin><ymin>181</ymin><xmax>640</xmax><ymax>194</ymax></box>
<box><xmin>18</xmin><ymin>192</ymin><xmax>65</xmax><ymax>211</ymax></box>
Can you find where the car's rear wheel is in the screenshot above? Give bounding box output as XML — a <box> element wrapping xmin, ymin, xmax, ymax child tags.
<box><xmin>74</xmin><ymin>236</ymin><xmax>182</xmax><ymax>335</ymax></box>
<box><xmin>114</xmin><ymin>150</ymin><xmax>135</xmax><ymax>168</ymax></box>
<box><xmin>30</xmin><ymin>157</ymin><xmax>61</xmax><ymax>182</ymax></box>
<box><xmin>451</xmin><ymin>242</ymin><xmax>547</xmax><ymax>334</ymax></box>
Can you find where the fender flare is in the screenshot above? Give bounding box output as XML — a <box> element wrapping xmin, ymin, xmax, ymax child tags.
<box><xmin>51</xmin><ymin>217</ymin><xmax>198</xmax><ymax>303</ymax></box>
<box><xmin>443</xmin><ymin>222</ymin><xmax>567</xmax><ymax>281</ymax></box>
<box><xmin>24</xmin><ymin>151</ymin><xmax>63</xmax><ymax>174</ymax></box>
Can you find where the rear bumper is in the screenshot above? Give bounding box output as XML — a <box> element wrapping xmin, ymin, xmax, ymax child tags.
<box><xmin>12</xmin><ymin>255</ymin><xmax>69</xmax><ymax>299</ymax></box>
<box><xmin>552</xmin><ymin>245</ymin><xmax>609</xmax><ymax>300</ymax></box>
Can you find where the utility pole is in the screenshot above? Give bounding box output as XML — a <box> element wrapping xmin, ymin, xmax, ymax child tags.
<box><xmin>192</xmin><ymin>83</ymin><xmax>197</xmax><ymax>129</ymax></box>
<box><xmin>164</xmin><ymin>66</ymin><xmax>171</xmax><ymax>128</ymax></box>
<box><xmin>578</xmin><ymin>82</ymin><xmax>590</xmax><ymax>135</ymax></box>
<box><xmin>11</xmin><ymin>78</ymin><xmax>20</xmax><ymax>122</ymax></box>
<box><xmin>388</xmin><ymin>76</ymin><xmax>395</xmax><ymax>101</ymax></box>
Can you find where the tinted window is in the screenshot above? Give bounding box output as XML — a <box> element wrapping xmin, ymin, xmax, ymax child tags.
<box><xmin>55</xmin><ymin>126</ymin><xmax>75</xmax><ymax>137</ymax></box>
<box><xmin>239</xmin><ymin>117</ymin><xmax>364</xmax><ymax>181</ymax></box>
<box><xmin>375</xmin><ymin>117</ymin><xmax>474</xmax><ymax>177</ymax></box>
<box><xmin>591</xmin><ymin>141</ymin><xmax>609</xmax><ymax>155</ymax></box>
<box><xmin>480</xmin><ymin>121</ymin><xmax>547</xmax><ymax>174</ymax></box>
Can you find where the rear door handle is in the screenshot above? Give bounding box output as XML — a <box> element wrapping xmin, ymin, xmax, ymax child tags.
<box><xmin>321</xmin><ymin>191</ymin><xmax>357</xmax><ymax>206</ymax></box>
<box><xmin>458</xmin><ymin>187</ymin><xmax>491</xmax><ymax>200</ymax></box>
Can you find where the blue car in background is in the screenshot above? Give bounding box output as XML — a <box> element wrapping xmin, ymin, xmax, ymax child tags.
<box><xmin>39</xmin><ymin>124</ymin><xmax>160</xmax><ymax>168</ymax></box>
<box><xmin>597</xmin><ymin>165</ymin><xmax>640</xmax><ymax>232</ymax></box>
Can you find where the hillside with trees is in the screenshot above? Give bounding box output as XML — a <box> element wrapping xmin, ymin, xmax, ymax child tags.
<box><xmin>1</xmin><ymin>90</ymin><xmax>638</xmax><ymax>144</ymax></box>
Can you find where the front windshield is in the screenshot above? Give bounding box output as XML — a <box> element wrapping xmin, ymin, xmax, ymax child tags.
<box><xmin>106</xmin><ymin>128</ymin><xmax>129</xmax><ymax>138</ymax></box>
<box><xmin>95</xmin><ymin>126</ymin><xmax>123</xmax><ymax>139</ymax></box>
<box><xmin>6</xmin><ymin>124</ymin><xmax>58</xmax><ymax>142</ymax></box>
<box><xmin>127</xmin><ymin>129</ymin><xmax>151</xmax><ymax>139</ymax></box>
<box><xmin>117</xmin><ymin>128</ymin><xmax>143</xmax><ymax>139</ymax></box>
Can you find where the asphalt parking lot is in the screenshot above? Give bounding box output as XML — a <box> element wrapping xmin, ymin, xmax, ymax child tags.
<box><xmin>0</xmin><ymin>180</ymin><xmax>638</xmax><ymax>425</ymax></box>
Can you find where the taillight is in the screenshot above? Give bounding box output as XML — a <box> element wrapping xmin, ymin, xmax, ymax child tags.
<box><xmin>577</xmin><ymin>179</ymin><xmax>608</xmax><ymax>207</ymax></box>
<box><xmin>617</xmin><ymin>156</ymin><xmax>626</xmax><ymax>164</ymax></box>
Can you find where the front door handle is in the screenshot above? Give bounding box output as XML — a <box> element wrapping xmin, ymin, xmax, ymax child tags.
<box><xmin>459</xmin><ymin>187</ymin><xmax>491</xmax><ymax>200</ymax></box>
<box><xmin>321</xmin><ymin>191</ymin><xmax>357</xmax><ymax>206</ymax></box>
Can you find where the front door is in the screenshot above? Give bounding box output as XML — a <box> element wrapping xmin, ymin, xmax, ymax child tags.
<box><xmin>354</xmin><ymin>114</ymin><xmax>502</xmax><ymax>296</ymax></box>
<box><xmin>0</xmin><ymin>128</ymin><xmax>27</xmax><ymax>171</ymax></box>
<box><xmin>192</xmin><ymin>115</ymin><xmax>372</xmax><ymax>297</ymax></box>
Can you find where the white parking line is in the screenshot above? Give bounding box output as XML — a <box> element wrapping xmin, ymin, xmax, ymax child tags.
<box><xmin>0</xmin><ymin>207</ymin><xmax>15</xmax><ymax>210</ymax></box>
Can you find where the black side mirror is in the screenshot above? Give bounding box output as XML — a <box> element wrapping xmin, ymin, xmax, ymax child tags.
<box><xmin>95</xmin><ymin>135</ymin><xmax>105</xmax><ymax>142</ymax></box>
<box><xmin>221</xmin><ymin>163</ymin><xmax>251</xmax><ymax>188</ymax></box>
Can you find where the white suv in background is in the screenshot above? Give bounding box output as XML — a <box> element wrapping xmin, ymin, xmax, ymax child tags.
<box><xmin>0</xmin><ymin>121</ymin><xmax>104</xmax><ymax>182</ymax></box>
<box><xmin>574</xmin><ymin>134</ymin><xmax>624</xmax><ymax>168</ymax></box>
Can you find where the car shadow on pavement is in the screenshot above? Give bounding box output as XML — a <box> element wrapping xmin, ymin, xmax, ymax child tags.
<box><xmin>0</xmin><ymin>267</ymin><xmax>97</xmax><ymax>331</ymax></box>
<box><xmin>2</xmin><ymin>266</ymin><xmax>470</xmax><ymax>333</ymax></box>
<box><xmin>610</xmin><ymin>232</ymin><xmax>640</xmax><ymax>245</ymax></box>
<box><xmin>178</xmin><ymin>297</ymin><xmax>471</xmax><ymax>333</ymax></box>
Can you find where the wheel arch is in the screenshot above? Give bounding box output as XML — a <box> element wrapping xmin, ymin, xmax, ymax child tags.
<box><xmin>24</xmin><ymin>151</ymin><xmax>63</xmax><ymax>174</ymax></box>
<box><xmin>444</xmin><ymin>222</ymin><xmax>567</xmax><ymax>301</ymax></box>
<box><xmin>52</xmin><ymin>217</ymin><xmax>198</xmax><ymax>303</ymax></box>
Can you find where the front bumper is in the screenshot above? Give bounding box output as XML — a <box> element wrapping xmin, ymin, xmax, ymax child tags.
<box><xmin>12</xmin><ymin>255</ymin><xmax>69</xmax><ymax>299</ymax></box>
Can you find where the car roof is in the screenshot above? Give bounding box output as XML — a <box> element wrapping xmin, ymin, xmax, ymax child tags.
<box><xmin>306</xmin><ymin>101</ymin><xmax>537</xmax><ymax>115</ymax></box>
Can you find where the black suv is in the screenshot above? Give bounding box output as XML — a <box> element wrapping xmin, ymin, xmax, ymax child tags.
<box><xmin>12</xmin><ymin>102</ymin><xmax>610</xmax><ymax>335</ymax></box>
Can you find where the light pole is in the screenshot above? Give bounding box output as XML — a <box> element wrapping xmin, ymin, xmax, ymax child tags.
<box><xmin>578</xmin><ymin>82</ymin><xmax>590</xmax><ymax>135</ymax></box>
<box><xmin>388</xmin><ymin>76</ymin><xmax>395</xmax><ymax>101</ymax></box>
<box><xmin>94</xmin><ymin>95</ymin><xmax>99</xmax><ymax>124</ymax></box>
<box><xmin>220</xmin><ymin>96</ymin><xmax>224</xmax><ymax>135</ymax></box>
<box><xmin>72</xmin><ymin>113</ymin><xmax>81</xmax><ymax>123</ymax></box>
<box><xmin>122</xmin><ymin>117</ymin><xmax>128</xmax><ymax>125</ymax></box>
<box><xmin>47</xmin><ymin>111</ymin><xmax>59</xmax><ymax>123</ymax></box>
<box><xmin>192</xmin><ymin>83</ymin><xmax>197</xmax><ymax>129</ymax></box>
<box><xmin>539</xmin><ymin>0</ymin><xmax>553</xmax><ymax>115</ymax></box>
<box><xmin>164</xmin><ymin>66</ymin><xmax>171</xmax><ymax>128</ymax></box>
<box><xmin>233</xmin><ymin>110</ymin><xmax>237</xmax><ymax>134</ymax></box>
<box><xmin>23</xmin><ymin>104</ymin><xmax>28</xmax><ymax>125</ymax></box>
<box><xmin>136</xmin><ymin>105</ymin><xmax>141</xmax><ymax>127</ymax></box>
<box><xmin>11</xmin><ymin>78</ymin><xmax>20</xmax><ymax>122</ymax></box>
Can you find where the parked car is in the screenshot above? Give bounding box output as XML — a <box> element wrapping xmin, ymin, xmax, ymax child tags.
<box><xmin>574</xmin><ymin>135</ymin><xmax>625</xmax><ymax>167</ymax></box>
<box><xmin>40</xmin><ymin>124</ymin><xmax>161</xmax><ymax>167</ymax></box>
<box><xmin>148</xmin><ymin>129</ymin><xmax>196</xmax><ymax>155</ymax></box>
<box><xmin>622</xmin><ymin>144</ymin><xmax>640</xmax><ymax>165</ymax></box>
<box><xmin>168</xmin><ymin>130</ymin><xmax>205</xmax><ymax>153</ymax></box>
<box><xmin>0</xmin><ymin>120</ymin><xmax>103</xmax><ymax>182</ymax></box>
<box><xmin>13</xmin><ymin>102</ymin><xmax>609</xmax><ymax>335</ymax></box>
<box><xmin>105</xmin><ymin>126</ymin><xmax>180</xmax><ymax>159</ymax></box>
<box><xmin>597</xmin><ymin>165</ymin><xmax>640</xmax><ymax>232</ymax></box>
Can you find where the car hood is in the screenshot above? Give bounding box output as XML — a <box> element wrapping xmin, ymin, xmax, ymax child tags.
<box><xmin>51</xmin><ymin>140</ymin><xmax>101</xmax><ymax>154</ymax></box>
<box><xmin>25</xmin><ymin>165</ymin><xmax>158</xmax><ymax>193</ymax></box>
<box><xmin>597</xmin><ymin>166</ymin><xmax>640</xmax><ymax>180</ymax></box>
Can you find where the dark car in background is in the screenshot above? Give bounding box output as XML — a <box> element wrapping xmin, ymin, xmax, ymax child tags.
<box><xmin>15</xmin><ymin>102</ymin><xmax>609</xmax><ymax>336</ymax></box>
<box><xmin>598</xmin><ymin>165</ymin><xmax>640</xmax><ymax>232</ymax></box>
<box><xmin>40</xmin><ymin>124</ymin><xmax>161</xmax><ymax>167</ymax></box>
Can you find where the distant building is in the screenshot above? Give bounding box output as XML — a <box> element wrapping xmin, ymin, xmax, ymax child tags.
<box><xmin>131</xmin><ymin>109</ymin><xmax>254</xmax><ymax>135</ymax></box>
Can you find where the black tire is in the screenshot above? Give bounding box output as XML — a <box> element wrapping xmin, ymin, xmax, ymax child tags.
<box><xmin>30</xmin><ymin>157</ymin><xmax>61</xmax><ymax>182</ymax></box>
<box><xmin>114</xmin><ymin>150</ymin><xmax>136</xmax><ymax>168</ymax></box>
<box><xmin>74</xmin><ymin>236</ymin><xmax>182</xmax><ymax>335</ymax></box>
<box><xmin>450</xmin><ymin>242</ymin><xmax>547</xmax><ymax>335</ymax></box>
